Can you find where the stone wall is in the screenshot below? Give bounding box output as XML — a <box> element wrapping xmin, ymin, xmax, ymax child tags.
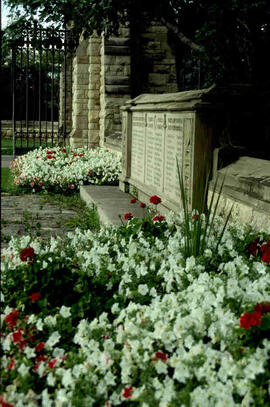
<box><xmin>69</xmin><ymin>18</ymin><xmax>178</xmax><ymax>150</ymax></box>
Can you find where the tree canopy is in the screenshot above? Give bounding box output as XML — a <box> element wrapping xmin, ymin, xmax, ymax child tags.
<box><xmin>4</xmin><ymin>0</ymin><xmax>270</xmax><ymax>86</ymax></box>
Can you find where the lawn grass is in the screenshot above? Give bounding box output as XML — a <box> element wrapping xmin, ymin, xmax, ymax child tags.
<box><xmin>1</xmin><ymin>137</ymin><xmax>57</xmax><ymax>155</ymax></box>
<box><xmin>1</xmin><ymin>168</ymin><xmax>21</xmax><ymax>194</ymax></box>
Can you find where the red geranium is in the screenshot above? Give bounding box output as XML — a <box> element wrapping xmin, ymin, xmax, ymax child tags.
<box><xmin>7</xmin><ymin>358</ymin><xmax>15</xmax><ymax>370</ymax></box>
<box><xmin>12</xmin><ymin>329</ymin><xmax>23</xmax><ymax>343</ymax></box>
<box><xmin>35</xmin><ymin>342</ymin><xmax>45</xmax><ymax>352</ymax></box>
<box><xmin>240</xmin><ymin>311</ymin><xmax>262</xmax><ymax>330</ymax></box>
<box><xmin>261</xmin><ymin>247</ymin><xmax>270</xmax><ymax>264</ymax></box>
<box><xmin>130</xmin><ymin>198</ymin><xmax>137</xmax><ymax>204</ymax></box>
<box><xmin>149</xmin><ymin>195</ymin><xmax>162</xmax><ymax>205</ymax></box>
<box><xmin>4</xmin><ymin>310</ymin><xmax>19</xmax><ymax>330</ymax></box>
<box><xmin>254</xmin><ymin>302</ymin><xmax>270</xmax><ymax>314</ymax></box>
<box><xmin>123</xmin><ymin>386</ymin><xmax>133</xmax><ymax>399</ymax></box>
<box><xmin>48</xmin><ymin>359</ymin><xmax>58</xmax><ymax>369</ymax></box>
<box><xmin>155</xmin><ymin>351</ymin><xmax>167</xmax><ymax>362</ymax></box>
<box><xmin>248</xmin><ymin>238</ymin><xmax>259</xmax><ymax>256</ymax></box>
<box><xmin>0</xmin><ymin>394</ymin><xmax>14</xmax><ymax>407</ymax></box>
<box><xmin>18</xmin><ymin>340</ymin><xmax>28</xmax><ymax>352</ymax></box>
<box><xmin>153</xmin><ymin>216</ymin><xmax>166</xmax><ymax>222</ymax></box>
<box><xmin>124</xmin><ymin>213</ymin><xmax>133</xmax><ymax>220</ymax></box>
<box><xmin>19</xmin><ymin>247</ymin><xmax>35</xmax><ymax>262</ymax></box>
<box><xmin>29</xmin><ymin>292</ymin><xmax>41</xmax><ymax>302</ymax></box>
<box><xmin>140</xmin><ymin>202</ymin><xmax>146</xmax><ymax>208</ymax></box>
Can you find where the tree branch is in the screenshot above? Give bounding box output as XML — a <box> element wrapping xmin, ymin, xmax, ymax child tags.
<box><xmin>160</xmin><ymin>16</ymin><xmax>203</xmax><ymax>52</ymax></box>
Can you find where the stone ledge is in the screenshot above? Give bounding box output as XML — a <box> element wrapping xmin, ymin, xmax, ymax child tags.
<box><xmin>80</xmin><ymin>185</ymin><xmax>149</xmax><ymax>226</ymax></box>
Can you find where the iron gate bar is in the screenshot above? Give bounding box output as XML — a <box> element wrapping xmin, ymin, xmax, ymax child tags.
<box><xmin>26</xmin><ymin>25</ymin><xmax>29</xmax><ymax>147</ymax></box>
<box><xmin>11</xmin><ymin>46</ymin><xmax>16</xmax><ymax>156</ymax></box>
<box><xmin>39</xmin><ymin>27</ymin><xmax>42</xmax><ymax>144</ymax></box>
<box><xmin>51</xmin><ymin>33</ymin><xmax>54</xmax><ymax>146</ymax></box>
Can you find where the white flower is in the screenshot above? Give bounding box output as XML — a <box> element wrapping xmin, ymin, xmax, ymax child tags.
<box><xmin>18</xmin><ymin>363</ymin><xmax>30</xmax><ymax>377</ymax></box>
<box><xmin>59</xmin><ymin>306</ymin><xmax>72</xmax><ymax>318</ymax></box>
<box><xmin>138</xmin><ymin>284</ymin><xmax>149</xmax><ymax>296</ymax></box>
<box><xmin>44</xmin><ymin>315</ymin><xmax>57</xmax><ymax>327</ymax></box>
<box><xmin>111</xmin><ymin>303</ymin><xmax>120</xmax><ymax>314</ymax></box>
<box><xmin>24</xmin><ymin>346</ymin><xmax>36</xmax><ymax>359</ymax></box>
<box><xmin>36</xmin><ymin>318</ymin><xmax>44</xmax><ymax>331</ymax></box>
<box><xmin>62</xmin><ymin>369</ymin><xmax>73</xmax><ymax>388</ymax></box>
<box><xmin>46</xmin><ymin>331</ymin><xmax>61</xmax><ymax>349</ymax></box>
<box><xmin>47</xmin><ymin>372</ymin><xmax>56</xmax><ymax>386</ymax></box>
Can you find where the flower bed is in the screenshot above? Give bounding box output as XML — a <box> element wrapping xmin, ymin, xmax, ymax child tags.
<box><xmin>10</xmin><ymin>147</ymin><xmax>121</xmax><ymax>193</ymax></box>
<box><xmin>1</xmin><ymin>210</ymin><xmax>270</xmax><ymax>406</ymax></box>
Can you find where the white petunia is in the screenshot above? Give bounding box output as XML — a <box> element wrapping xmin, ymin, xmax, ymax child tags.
<box><xmin>59</xmin><ymin>306</ymin><xmax>72</xmax><ymax>318</ymax></box>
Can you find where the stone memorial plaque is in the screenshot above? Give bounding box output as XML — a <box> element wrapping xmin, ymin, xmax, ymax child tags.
<box><xmin>131</xmin><ymin>113</ymin><xmax>146</xmax><ymax>183</ymax></box>
<box><xmin>151</xmin><ymin>114</ymin><xmax>165</xmax><ymax>191</ymax></box>
<box><xmin>164</xmin><ymin>113</ymin><xmax>184</xmax><ymax>201</ymax></box>
<box><xmin>145</xmin><ymin>114</ymin><xmax>155</xmax><ymax>186</ymax></box>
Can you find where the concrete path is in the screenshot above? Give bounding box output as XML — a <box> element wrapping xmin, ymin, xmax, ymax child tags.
<box><xmin>80</xmin><ymin>185</ymin><xmax>149</xmax><ymax>226</ymax></box>
<box><xmin>1</xmin><ymin>194</ymin><xmax>79</xmax><ymax>251</ymax></box>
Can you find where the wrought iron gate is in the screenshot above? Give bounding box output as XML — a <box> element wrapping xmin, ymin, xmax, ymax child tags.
<box><xmin>11</xmin><ymin>22</ymin><xmax>75</xmax><ymax>155</ymax></box>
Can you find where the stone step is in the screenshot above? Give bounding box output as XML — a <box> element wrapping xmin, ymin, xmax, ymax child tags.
<box><xmin>80</xmin><ymin>185</ymin><xmax>149</xmax><ymax>226</ymax></box>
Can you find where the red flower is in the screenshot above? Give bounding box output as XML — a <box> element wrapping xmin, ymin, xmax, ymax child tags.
<box><xmin>48</xmin><ymin>359</ymin><xmax>58</xmax><ymax>369</ymax></box>
<box><xmin>0</xmin><ymin>395</ymin><xmax>14</xmax><ymax>407</ymax></box>
<box><xmin>29</xmin><ymin>292</ymin><xmax>41</xmax><ymax>302</ymax></box>
<box><xmin>79</xmin><ymin>153</ymin><xmax>84</xmax><ymax>157</ymax></box>
<box><xmin>4</xmin><ymin>310</ymin><xmax>19</xmax><ymax>329</ymax></box>
<box><xmin>260</xmin><ymin>239</ymin><xmax>270</xmax><ymax>253</ymax></box>
<box><xmin>240</xmin><ymin>311</ymin><xmax>262</xmax><ymax>330</ymax></box>
<box><xmin>149</xmin><ymin>195</ymin><xmax>162</xmax><ymax>205</ymax></box>
<box><xmin>155</xmin><ymin>351</ymin><xmax>167</xmax><ymax>362</ymax></box>
<box><xmin>192</xmin><ymin>214</ymin><xmax>199</xmax><ymax>220</ymax></box>
<box><xmin>254</xmin><ymin>302</ymin><xmax>270</xmax><ymax>314</ymax></box>
<box><xmin>18</xmin><ymin>340</ymin><xmax>28</xmax><ymax>352</ymax></box>
<box><xmin>123</xmin><ymin>386</ymin><xmax>133</xmax><ymax>399</ymax></box>
<box><xmin>124</xmin><ymin>213</ymin><xmax>133</xmax><ymax>220</ymax></box>
<box><xmin>7</xmin><ymin>358</ymin><xmax>15</xmax><ymax>370</ymax></box>
<box><xmin>153</xmin><ymin>216</ymin><xmax>166</xmax><ymax>222</ymax></box>
<box><xmin>248</xmin><ymin>238</ymin><xmax>259</xmax><ymax>256</ymax></box>
<box><xmin>62</xmin><ymin>148</ymin><xmax>66</xmax><ymax>153</ymax></box>
<box><xmin>35</xmin><ymin>342</ymin><xmax>45</xmax><ymax>352</ymax></box>
<box><xmin>69</xmin><ymin>161</ymin><xmax>73</xmax><ymax>165</ymax></box>
<box><xmin>140</xmin><ymin>202</ymin><xmax>146</xmax><ymax>208</ymax></box>
<box><xmin>19</xmin><ymin>247</ymin><xmax>35</xmax><ymax>262</ymax></box>
<box><xmin>130</xmin><ymin>198</ymin><xmax>137</xmax><ymax>204</ymax></box>
<box><xmin>12</xmin><ymin>329</ymin><xmax>23</xmax><ymax>343</ymax></box>
<box><xmin>36</xmin><ymin>355</ymin><xmax>47</xmax><ymax>363</ymax></box>
<box><xmin>261</xmin><ymin>247</ymin><xmax>270</xmax><ymax>264</ymax></box>
<box><xmin>73</xmin><ymin>154</ymin><xmax>78</xmax><ymax>157</ymax></box>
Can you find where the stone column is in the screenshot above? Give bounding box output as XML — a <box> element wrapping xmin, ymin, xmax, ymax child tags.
<box><xmin>59</xmin><ymin>54</ymin><xmax>72</xmax><ymax>135</ymax></box>
<box><xmin>70</xmin><ymin>38</ymin><xmax>89</xmax><ymax>148</ymax></box>
<box><xmin>87</xmin><ymin>34</ymin><xmax>101</xmax><ymax>148</ymax></box>
<box><xmin>99</xmin><ymin>27</ymin><xmax>131</xmax><ymax>150</ymax></box>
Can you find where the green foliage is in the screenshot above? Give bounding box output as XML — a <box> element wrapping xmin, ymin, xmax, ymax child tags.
<box><xmin>176</xmin><ymin>158</ymin><xmax>233</xmax><ymax>260</ymax></box>
<box><xmin>5</xmin><ymin>0</ymin><xmax>270</xmax><ymax>87</ymax></box>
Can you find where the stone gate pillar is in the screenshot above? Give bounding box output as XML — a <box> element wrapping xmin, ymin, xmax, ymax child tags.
<box><xmin>87</xmin><ymin>35</ymin><xmax>101</xmax><ymax>148</ymax></box>
<box><xmin>70</xmin><ymin>38</ymin><xmax>89</xmax><ymax>148</ymax></box>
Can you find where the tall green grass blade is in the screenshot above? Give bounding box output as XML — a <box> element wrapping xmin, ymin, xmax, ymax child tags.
<box><xmin>214</xmin><ymin>203</ymin><xmax>234</xmax><ymax>254</ymax></box>
<box><xmin>176</xmin><ymin>158</ymin><xmax>190</xmax><ymax>256</ymax></box>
